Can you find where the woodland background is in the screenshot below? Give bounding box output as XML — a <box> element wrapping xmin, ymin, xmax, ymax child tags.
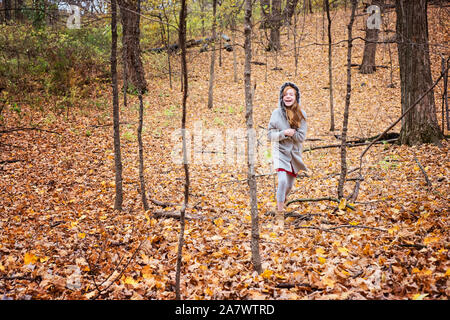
<box><xmin>0</xmin><ymin>0</ymin><xmax>449</xmax><ymax>300</ymax></box>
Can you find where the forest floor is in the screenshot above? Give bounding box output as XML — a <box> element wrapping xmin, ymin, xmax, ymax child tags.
<box><xmin>0</xmin><ymin>7</ymin><xmax>449</xmax><ymax>300</ymax></box>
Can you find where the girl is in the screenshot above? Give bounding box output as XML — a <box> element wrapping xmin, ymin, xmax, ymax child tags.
<box><xmin>267</xmin><ymin>82</ymin><xmax>307</xmax><ymax>231</ymax></box>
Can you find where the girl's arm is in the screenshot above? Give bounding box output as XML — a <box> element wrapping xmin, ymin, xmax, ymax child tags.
<box><xmin>291</xmin><ymin>119</ymin><xmax>307</xmax><ymax>143</ymax></box>
<box><xmin>267</xmin><ymin>110</ymin><xmax>287</xmax><ymax>142</ymax></box>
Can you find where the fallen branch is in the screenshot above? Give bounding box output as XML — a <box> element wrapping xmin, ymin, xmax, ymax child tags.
<box><xmin>413</xmin><ymin>155</ymin><xmax>432</xmax><ymax>187</ymax></box>
<box><xmin>294</xmin><ymin>223</ymin><xmax>386</xmax><ymax>234</ymax></box>
<box><xmin>0</xmin><ymin>127</ymin><xmax>61</xmax><ymax>135</ymax></box>
<box><xmin>150</xmin><ymin>198</ymin><xmax>178</xmax><ymax>208</ymax></box>
<box><xmin>0</xmin><ymin>275</ymin><xmax>40</xmax><ymax>282</ymax></box>
<box><xmin>397</xmin><ymin>243</ymin><xmax>427</xmax><ymax>249</ymax></box>
<box><xmin>286</xmin><ymin>197</ymin><xmax>355</xmax><ymax>210</ymax></box>
<box><xmin>325</xmin><ymin>224</ymin><xmax>387</xmax><ymax>233</ymax></box>
<box><xmin>92</xmin><ymin>239</ymin><xmax>145</xmax><ymax>299</ymax></box>
<box><xmin>153</xmin><ymin>210</ymin><xmax>206</xmax><ymax>221</ymax></box>
<box><xmin>89</xmin><ymin>121</ymin><xmax>135</xmax><ymax>128</ymax></box>
<box><xmin>304</xmin><ymin>138</ymin><xmax>397</xmax><ymax>152</ymax></box>
<box><xmin>0</xmin><ymin>159</ymin><xmax>24</xmax><ymax>164</ymax></box>
<box><xmin>294</xmin><ymin>225</ymin><xmax>343</xmax><ymax>235</ymax></box>
<box><xmin>276</xmin><ymin>282</ymin><xmax>315</xmax><ymax>290</ymax></box>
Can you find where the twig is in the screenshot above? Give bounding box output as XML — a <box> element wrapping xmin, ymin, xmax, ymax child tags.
<box><xmin>0</xmin><ymin>275</ymin><xmax>40</xmax><ymax>282</ymax></box>
<box><xmin>90</xmin><ymin>236</ymin><xmax>147</xmax><ymax>299</ymax></box>
<box><xmin>89</xmin><ymin>121</ymin><xmax>135</xmax><ymax>128</ymax></box>
<box><xmin>413</xmin><ymin>155</ymin><xmax>432</xmax><ymax>187</ymax></box>
<box><xmin>287</xmin><ymin>197</ymin><xmax>355</xmax><ymax>210</ymax></box>
<box><xmin>0</xmin><ymin>159</ymin><xmax>24</xmax><ymax>164</ymax></box>
<box><xmin>304</xmin><ymin>138</ymin><xmax>397</xmax><ymax>152</ymax></box>
<box><xmin>153</xmin><ymin>210</ymin><xmax>206</xmax><ymax>221</ymax></box>
<box><xmin>326</xmin><ymin>224</ymin><xmax>387</xmax><ymax>232</ymax></box>
<box><xmin>294</xmin><ymin>225</ymin><xmax>343</xmax><ymax>235</ymax></box>
<box><xmin>0</xmin><ymin>127</ymin><xmax>61</xmax><ymax>135</ymax></box>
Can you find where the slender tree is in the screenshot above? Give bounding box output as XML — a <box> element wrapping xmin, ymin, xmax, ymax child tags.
<box><xmin>244</xmin><ymin>0</ymin><xmax>262</xmax><ymax>274</ymax></box>
<box><xmin>207</xmin><ymin>0</ymin><xmax>218</xmax><ymax>109</ymax></box>
<box><xmin>324</xmin><ymin>0</ymin><xmax>335</xmax><ymax>131</ymax></box>
<box><xmin>175</xmin><ymin>0</ymin><xmax>190</xmax><ymax>299</ymax></box>
<box><xmin>137</xmin><ymin>92</ymin><xmax>149</xmax><ymax>211</ymax></box>
<box><xmin>111</xmin><ymin>0</ymin><xmax>123</xmax><ymax>211</ymax></box>
<box><xmin>337</xmin><ymin>0</ymin><xmax>357</xmax><ymax>199</ymax></box>
<box><xmin>395</xmin><ymin>0</ymin><xmax>443</xmax><ymax>145</ymax></box>
<box><xmin>283</xmin><ymin>0</ymin><xmax>299</xmax><ymax>24</ymax></box>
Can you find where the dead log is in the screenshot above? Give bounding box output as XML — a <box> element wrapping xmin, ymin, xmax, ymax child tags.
<box><xmin>148</xmin><ymin>34</ymin><xmax>232</xmax><ymax>54</ymax></box>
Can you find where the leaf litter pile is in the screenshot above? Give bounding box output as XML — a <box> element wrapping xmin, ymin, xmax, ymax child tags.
<box><xmin>0</xmin><ymin>8</ymin><xmax>449</xmax><ymax>300</ymax></box>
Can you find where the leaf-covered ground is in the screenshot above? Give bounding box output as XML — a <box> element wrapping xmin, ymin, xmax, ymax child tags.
<box><xmin>0</xmin><ymin>8</ymin><xmax>449</xmax><ymax>300</ymax></box>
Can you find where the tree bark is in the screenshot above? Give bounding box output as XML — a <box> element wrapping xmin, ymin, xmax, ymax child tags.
<box><xmin>118</xmin><ymin>0</ymin><xmax>147</xmax><ymax>93</ymax></box>
<box><xmin>16</xmin><ymin>0</ymin><xmax>24</xmax><ymax>22</ymax></box>
<box><xmin>260</xmin><ymin>0</ymin><xmax>271</xmax><ymax>29</ymax></box>
<box><xmin>269</xmin><ymin>0</ymin><xmax>282</xmax><ymax>51</ymax></box>
<box><xmin>395</xmin><ymin>0</ymin><xmax>443</xmax><ymax>145</ymax></box>
<box><xmin>244</xmin><ymin>0</ymin><xmax>262</xmax><ymax>275</ymax></box>
<box><xmin>137</xmin><ymin>93</ymin><xmax>149</xmax><ymax>211</ymax></box>
<box><xmin>324</xmin><ymin>0</ymin><xmax>335</xmax><ymax>131</ymax></box>
<box><xmin>4</xmin><ymin>0</ymin><xmax>12</xmax><ymax>22</ymax></box>
<box><xmin>337</xmin><ymin>0</ymin><xmax>357</xmax><ymax>199</ymax></box>
<box><xmin>111</xmin><ymin>0</ymin><xmax>123</xmax><ymax>211</ymax></box>
<box><xmin>207</xmin><ymin>0</ymin><xmax>217</xmax><ymax>109</ymax></box>
<box><xmin>283</xmin><ymin>0</ymin><xmax>299</xmax><ymax>25</ymax></box>
<box><xmin>232</xmin><ymin>16</ymin><xmax>238</xmax><ymax>83</ymax></box>
<box><xmin>360</xmin><ymin>1</ymin><xmax>383</xmax><ymax>74</ymax></box>
<box><xmin>175</xmin><ymin>0</ymin><xmax>190</xmax><ymax>300</ymax></box>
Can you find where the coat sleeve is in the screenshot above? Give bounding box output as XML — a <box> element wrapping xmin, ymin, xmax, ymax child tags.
<box><xmin>292</xmin><ymin>117</ymin><xmax>307</xmax><ymax>143</ymax></box>
<box><xmin>267</xmin><ymin>110</ymin><xmax>287</xmax><ymax>142</ymax></box>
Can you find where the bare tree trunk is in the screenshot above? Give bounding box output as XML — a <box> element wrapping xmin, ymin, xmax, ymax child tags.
<box><xmin>123</xmin><ymin>59</ymin><xmax>128</xmax><ymax>107</ymax></box>
<box><xmin>175</xmin><ymin>0</ymin><xmax>190</xmax><ymax>300</ymax></box>
<box><xmin>200</xmin><ymin>0</ymin><xmax>206</xmax><ymax>37</ymax></box>
<box><xmin>260</xmin><ymin>0</ymin><xmax>271</xmax><ymax>29</ymax></box>
<box><xmin>269</xmin><ymin>0</ymin><xmax>282</xmax><ymax>51</ymax></box>
<box><xmin>337</xmin><ymin>0</ymin><xmax>357</xmax><ymax>199</ymax></box>
<box><xmin>283</xmin><ymin>0</ymin><xmax>299</xmax><ymax>24</ymax></box>
<box><xmin>244</xmin><ymin>0</ymin><xmax>262</xmax><ymax>275</ymax></box>
<box><xmin>160</xmin><ymin>4</ymin><xmax>173</xmax><ymax>89</ymax></box>
<box><xmin>207</xmin><ymin>0</ymin><xmax>217</xmax><ymax>109</ymax></box>
<box><xmin>16</xmin><ymin>0</ymin><xmax>24</xmax><ymax>22</ymax></box>
<box><xmin>111</xmin><ymin>0</ymin><xmax>123</xmax><ymax>211</ymax></box>
<box><xmin>396</xmin><ymin>0</ymin><xmax>443</xmax><ymax>145</ymax></box>
<box><xmin>4</xmin><ymin>0</ymin><xmax>12</xmax><ymax>22</ymax></box>
<box><xmin>219</xmin><ymin>22</ymin><xmax>223</xmax><ymax>67</ymax></box>
<box><xmin>324</xmin><ymin>0</ymin><xmax>335</xmax><ymax>131</ymax></box>
<box><xmin>443</xmin><ymin>57</ymin><xmax>449</xmax><ymax>131</ymax></box>
<box><xmin>360</xmin><ymin>1</ymin><xmax>382</xmax><ymax>74</ymax></box>
<box><xmin>137</xmin><ymin>93</ymin><xmax>149</xmax><ymax>211</ymax></box>
<box><xmin>118</xmin><ymin>0</ymin><xmax>147</xmax><ymax>93</ymax></box>
<box><xmin>232</xmin><ymin>16</ymin><xmax>238</xmax><ymax>83</ymax></box>
<box><xmin>293</xmin><ymin>6</ymin><xmax>299</xmax><ymax>77</ymax></box>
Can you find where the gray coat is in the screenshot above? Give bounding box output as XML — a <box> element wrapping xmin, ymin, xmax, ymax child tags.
<box><xmin>267</xmin><ymin>82</ymin><xmax>308</xmax><ymax>173</ymax></box>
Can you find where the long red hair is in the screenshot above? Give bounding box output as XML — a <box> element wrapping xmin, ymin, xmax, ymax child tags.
<box><xmin>283</xmin><ymin>86</ymin><xmax>304</xmax><ymax>129</ymax></box>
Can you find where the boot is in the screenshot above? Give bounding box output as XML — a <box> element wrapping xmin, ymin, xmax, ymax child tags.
<box><xmin>274</xmin><ymin>209</ymin><xmax>285</xmax><ymax>233</ymax></box>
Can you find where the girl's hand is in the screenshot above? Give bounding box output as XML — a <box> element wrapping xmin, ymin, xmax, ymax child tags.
<box><xmin>284</xmin><ymin>129</ymin><xmax>295</xmax><ymax>137</ymax></box>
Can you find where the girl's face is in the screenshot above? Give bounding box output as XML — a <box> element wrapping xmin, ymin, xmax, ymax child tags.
<box><xmin>283</xmin><ymin>88</ymin><xmax>296</xmax><ymax>107</ymax></box>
